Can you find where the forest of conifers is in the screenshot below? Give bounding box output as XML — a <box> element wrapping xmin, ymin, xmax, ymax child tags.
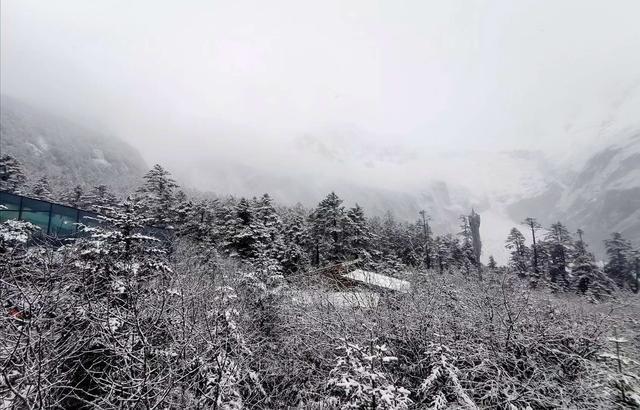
<box><xmin>1</xmin><ymin>156</ymin><xmax>639</xmax><ymax>408</ymax></box>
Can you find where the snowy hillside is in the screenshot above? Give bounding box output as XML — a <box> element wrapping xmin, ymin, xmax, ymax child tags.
<box><xmin>505</xmin><ymin>132</ymin><xmax>640</xmax><ymax>258</ymax></box>
<box><xmin>0</xmin><ymin>95</ymin><xmax>147</xmax><ymax>193</ymax></box>
<box><xmin>558</xmin><ymin>133</ymin><xmax>640</xmax><ymax>256</ymax></box>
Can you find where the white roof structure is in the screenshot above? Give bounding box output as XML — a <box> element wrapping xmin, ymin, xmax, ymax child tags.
<box><xmin>342</xmin><ymin>269</ymin><xmax>411</xmax><ymax>293</ymax></box>
<box><xmin>290</xmin><ymin>290</ymin><xmax>380</xmax><ymax>308</ymax></box>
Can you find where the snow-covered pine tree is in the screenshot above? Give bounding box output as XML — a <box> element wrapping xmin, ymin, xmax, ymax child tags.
<box><xmin>571</xmin><ymin>234</ymin><xmax>616</xmax><ymax>298</ymax></box>
<box><xmin>522</xmin><ymin>217</ymin><xmax>542</xmax><ymax>284</ymax></box>
<box><xmin>373</xmin><ymin>212</ymin><xmax>406</xmax><ymax>271</ymax></box>
<box><xmin>545</xmin><ymin>221</ymin><xmax>573</xmax><ymax>289</ymax></box>
<box><xmin>29</xmin><ymin>175</ymin><xmax>53</xmax><ymax>201</ymax></box>
<box><xmin>84</xmin><ymin>184</ymin><xmax>118</xmax><ymax>213</ymax></box>
<box><xmin>72</xmin><ymin>196</ymin><xmax>172</xmax><ymax>294</ymax></box>
<box><xmin>280</xmin><ymin>204</ymin><xmax>311</xmax><ymax>274</ymax></box>
<box><xmin>604</xmin><ymin>232</ymin><xmax>633</xmax><ymax>289</ymax></box>
<box><xmin>505</xmin><ymin>227</ymin><xmax>529</xmax><ymax>276</ymax></box>
<box><xmin>457</xmin><ymin>215</ymin><xmax>476</xmax><ymax>274</ymax></box>
<box><xmin>253</xmin><ymin>194</ymin><xmax>285</xmax><ymax>259</ymax></box>
<box><xmin>60</xmin><ymin>185</ymin><xmax>86</xmax><ymax>208</ymax></box>
<box><xmin>433</xmin><ymin>236</ymin><xmax>447</xmax><ymax>273</ymax></box>
<box><xmin>487</xmin><ymin>255</ymin><xmax>497</xmax><ymax>269</ymax></box>
<box><xmin>437</xmin><ymin>233</ymin><xmax>460</xmax><ymax>274</ymax></box>
<box><xmin>326</xmin><ymin>340</ymin><xmax>412</xmax><ymax>409</ymax></box>
<box><xmin>0</xmin><ymin>154</ymin><xmax>27</xmax><ymax>193</ymax></box>
<box><xmin>344</xmin><ymin>204</ymin><xmax>373</xmax><ymax>264</ymax></box>
<box><xmin>308</xmin><ymin>192</ymin><xmax>347</xmax><ymax>265</ymax></box>
<box><xmin>222</xmin><ymin>197</ymin><xmax>260</xmax><ymax>259</ymax></box>
<box><xmin>175</xmin><ymin>197</ymin><xmax>219</xmax><ymax>245</ymax></box>
<box><xmin>136</xmin><ymin>164</ymin><xmax>179</xmax><ymax>227</ymax></box>
<box><xmin>418</xmin><ymin>210</ymin><xmax>433</xmax><ymax>269</ymax></box>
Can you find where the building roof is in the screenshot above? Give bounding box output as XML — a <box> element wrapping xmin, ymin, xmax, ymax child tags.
<box><xmin>342</xmin><ymin>269</ymin><xmax>411</xmax><ymax>293</ymax></box>
<box><xmin>290</xmin><ymin>290</ymin><xmax>380</xmax><ymax>308</ymax></box>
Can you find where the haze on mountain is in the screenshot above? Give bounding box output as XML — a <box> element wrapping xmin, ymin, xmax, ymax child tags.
<box><xmin>2</xmin><ymin>0</ymin><xmax>640</xmax><ymax>262</ymax></box>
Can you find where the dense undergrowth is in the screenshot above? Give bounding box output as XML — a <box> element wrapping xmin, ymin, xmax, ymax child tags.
<box><xmin>1</xmin><ymin>220</ymin><xmax>639</xmax><ymax>409</ymax></box>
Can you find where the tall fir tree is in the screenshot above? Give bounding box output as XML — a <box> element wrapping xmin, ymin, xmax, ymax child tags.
<box><xmin>505</xmin><ymin>227</ymin><xmax>529</xmax><ymax>275</ymax></box>
<box><xmin>225</xmin><ymin>197</ymin><xmax>258</xmax><ymax>259</ymax></box>
<box><xmin>0</xmin><ymin>154</ymin><xmax>27</xmax><ymax>194</ymax></box>
<box><xmin>604</xmin><ymin>232</ymin><xmax>633</xmax><ymax>289</ymax></box>
<box><xmin>84</xmin><ymin>184</ymin><xmax>117</xmax><ymax>212</ymax></box>
<box><xmin>280</xmin><ymin>204</ymin><xmax>311</xmax><ymax>274</ymax></box>
<box><xmin>29</xmin><ymin>176</ymin><xmax>53</xmax><ymax>201</ymax></box>
<box><xmin>545</xmin><ymin>221</ymin><xmax>573</xmax><ymax>288</ymax></box>
<box><xmin>61</xmin><ymin>185</ymin><xmax>86</xmax><ymax>208</ymax></box>
<box><xmin>345</xmin><ymin>204</ymin><xmax>373</xmax><ymax>263</ymax></box>
<box><xmin>457</xmin><ymin>215</ymin><xmax>476</xmax><ymax>273</ymax></box>
<box><xmin>175</xmin><ymin>197</ymin><xmax>219</xmax><ymax>246</ymax></box>
<box><xmin>136</xmin><ymin>164</ymin><xmax>179</xmax><ymax>227</ymax></box>
<box><xmin>253</xmin><ymin>194</ymin><xmax>286</xmax><ymax>263</ymax></box>
<box><xmin>522</xmin><ymin>217</ymin><xmax>542</xmax><ymax>285</ymax></box>
<box><xmin>572</xmin><ymin>231</ymin><xmax>615</xmax><ymax>298</ymax></box>
<box><xmin>418</xmin><ymin>210</ymin><xmax>433</xmax><ymax>269</ymax></box>
<box><xmin>487</xmin><ymin>255</ymin><xmax>498</xmax><ymax>269</ymax></box>
<box><xmin>308</xmin><ymin>192</ymin><xmax>347</xmax><ymax>265</ymax></box>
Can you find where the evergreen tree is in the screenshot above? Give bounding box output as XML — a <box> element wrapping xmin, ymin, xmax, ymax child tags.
<box><xmin>487</xmin><ymin>255</ymin><xmax>497</xmax><ymax>269</ymax></box>
<box><xmin>61</xmin><ymin>185</ymin><xmax>86</xmax><ymax>208</ymax></box>
<box><xmin>253</xmin><ymin>194</ymin><xmax>286</xmax><ymax>263</ymax></box>
<box><xmin>505</xmin><ymin>227</ymin><xmax>529</xmax><ymax>275</ymax></box>
<box><xmin>281</xmin><ymin>205</ymin><xmax>311</xmax><ymax>274</ymax></box>
<box><xmin>604</xmin><ymin>232</ymin><xmax>633</xmax><ymax>289</ymax></box>
<box><xmin>434</xmin><ymin>234</ymin><xmax>458</xmax><ymax>273</ymax></box>
<box><xmin>175</xmin><ymin>198</ymin><xmax>219</xmax><ymax>246</ymax></box>
<box><xmin>29</xmin><ymin>176</ymin><xmax>53</xmax><ymax>201</ymax></box>
<box><xmin>308</xmin><ymin>192</ymin><xmax>347</xmax><ymax>265</ymax></box>
<box><xmin>378</xmin><ymin>212</ymin><xmax>403</xmax><ymax>267</ymax></box>
<box><xmin>418</xmin><ymin>210</ymin><xmax>433</xmax><ymax>269</ymax></box>
<box><xmin>72</xmin><ymin>196</ymin><xmax>171</xmax><ymax>295</ymax></box>
<box><xmin>457</xmin><ymin>215</ymin><xmax>476</xmax><ymax>273</ymax></box>
<box><xmin>84</xmin><ymin>184</ymin><xmax>118</xmax><ymax>213</ymax></box>
<box><xmin>345</xmin><ymin>204</ymin><xmax>373</xmax><ymax>263</ymax></box>
<box><xmin>136</xmin><ymin>164</ymin><xmax>179</xmax><ymax>227</ymax></box>
<box><xmin>0</xmin><ymin>154</ymin><xmax>27</xmax><ymax>193</ymax></box>
<box><xmin>571</xmin><ymin>234</ymin><xmax>616</xmax><ymax>298</ymax></box>
<box><xmin>545</xmin><ymin>221</ymin><xmax>573</xmax><ymax>288</ymax></box>
<box><xmin>522</xmin><ymin>217</ymin><xmax>542</xmax><ymax>285</ymax></box>
<box><xmin>225</xmin><ymin>197</ymin><xmax>258</xmax><ymax>259</ymax></box>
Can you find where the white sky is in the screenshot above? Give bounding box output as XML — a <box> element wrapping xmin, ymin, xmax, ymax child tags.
<box><xmin>2</xmin><ymin>0</ymin><xmax>640</xmax><ymax>191</ymax></box>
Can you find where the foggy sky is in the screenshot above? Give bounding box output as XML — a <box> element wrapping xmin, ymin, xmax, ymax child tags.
<box><xmin>2</xmin><ymin>0</ymin><xmax>640</xmax><ymax>194</ymax></box>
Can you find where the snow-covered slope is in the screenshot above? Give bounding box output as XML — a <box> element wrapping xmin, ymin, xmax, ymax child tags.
<box><xmin>504</xmin><ymin>132</ymin><xmax>640</xmax><ymax>258</ymax></box>
<box><xmin>557</xmin><ymin>133</ymin><xmax>640</xmax><ymax>256</ymax></box>
<box><xmin>0</xmin><ymin>95</ymin><xmax>147</xmax><ymax>193</ymax></box>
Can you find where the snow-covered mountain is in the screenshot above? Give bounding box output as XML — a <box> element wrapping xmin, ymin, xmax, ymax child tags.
<box><xmin>0</xmin><ymin>94</ymin><xmax>147</xmax><ymax>193</ymax></box>
<box><xmin>506</xmin><ymin>133</ymin><xmax>640</xmax><ymax>258</ymax></box>
<box><xmin>2</xmin><ymin>94</ymin><xmax>637</xmax><ymax>262</ymax></box>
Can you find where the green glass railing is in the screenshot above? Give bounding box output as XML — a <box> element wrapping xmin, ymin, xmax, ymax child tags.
<box><xmin>0</xmin><ymin>191</ymin><xmax>171</xmax><ymax>242</ymax></box>
<box><xmin>0</xmin><ymin>191</ymin><xmax>101</xmax><ymax>237</ymax></box>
